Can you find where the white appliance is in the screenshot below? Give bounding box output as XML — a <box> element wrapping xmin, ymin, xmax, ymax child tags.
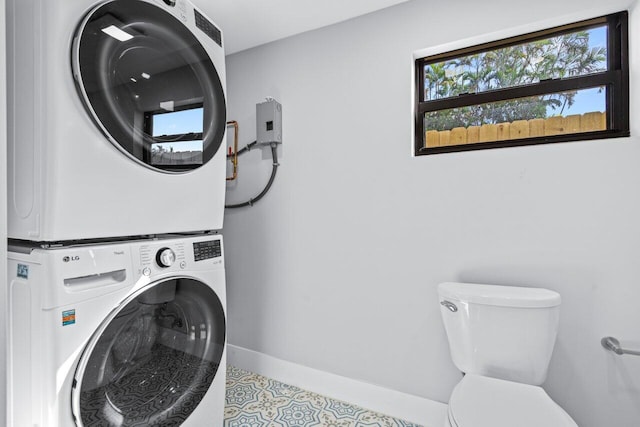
<box><xmin>7</xmin><ymin>0</ymin><xmax>228</xmax><ymax>242</ymax></box>
<box><xmin>438</xmin><ymin>282</ymin><xmax>578</xmax><ymax>427</ymax></box>
<box><xmin>7</xmin><ymin>234</ymin><xmax>226</xmax><ymax>426</ymax></box>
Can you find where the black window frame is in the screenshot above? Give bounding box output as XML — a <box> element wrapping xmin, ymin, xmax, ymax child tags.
<box><xmin>143</xmin><ymin>102</ymin><xmax>205</xmax><ymax>171</ymax></box>
<box><xmin>414</xmin><ymin>11</ymin><xmax>629</xmax><ymax>156</ymax></box>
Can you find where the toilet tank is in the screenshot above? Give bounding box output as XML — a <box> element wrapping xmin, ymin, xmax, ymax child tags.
<box><xmin>438</xmin><ymin>282</ymin><xmax>561</xmax><ymax>385</ymax></box>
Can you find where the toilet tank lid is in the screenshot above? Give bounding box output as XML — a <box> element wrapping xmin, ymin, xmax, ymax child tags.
<box><xmin>438</xmin><ymin>282</ymin><xmax>561</xmax><ymax>308</ymax></box>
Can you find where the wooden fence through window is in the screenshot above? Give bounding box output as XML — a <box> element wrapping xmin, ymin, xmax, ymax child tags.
<box><xmin>424</xmin><ymin>111</ymin><xmax>606</xmax><ymax>148</ymax></box>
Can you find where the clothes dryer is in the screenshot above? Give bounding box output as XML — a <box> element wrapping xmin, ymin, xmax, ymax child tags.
<box><xmin>8</xmin><ymin>0</ymin><xmax>227</xmax><ymax>242</ymax></box>
<box><xmin>7</xmin><ymin>234</ymin><xmax>226</xmax><ymax>426</ymax></box>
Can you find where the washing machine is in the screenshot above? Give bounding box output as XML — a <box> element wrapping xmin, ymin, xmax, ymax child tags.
<box><xmin>7</xmin><ymin>0</ymin><xmax>228</xmax><ymax>242</ymax></box>
<box><xmin>7</xmin><ymin>234</ymin><xmax>226</xmax><ymax>426</ymax></box>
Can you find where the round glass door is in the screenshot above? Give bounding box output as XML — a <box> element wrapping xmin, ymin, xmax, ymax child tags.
<box><xmin>73</xmin><ymin>0</ymin><xmax>226</xmax><ymax>172</ymax></box>
<box><xmin>72</xmin><ymin>278</ymin><xmax>226</xmax><ymax>426</ymax></box>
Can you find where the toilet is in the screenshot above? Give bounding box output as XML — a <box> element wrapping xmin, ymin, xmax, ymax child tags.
<box><xmin>438</xmin><ymin>282</ymin><xmax>578</xmax><ymax>427</ymax></box>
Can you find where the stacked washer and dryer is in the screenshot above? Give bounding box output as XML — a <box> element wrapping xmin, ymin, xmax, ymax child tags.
<box><xmin>6</xmin><ymin>0</ymin><xmax>229</xmax><ymax>425</ymax></box>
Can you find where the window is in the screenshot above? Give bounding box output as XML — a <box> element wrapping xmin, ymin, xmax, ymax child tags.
<box><xmin>414</xmin><ymin>12</ymin><xmax>629</xmax><ymax>155</ymax></box>
<box><xmin>144</xmin><ymin>104</ymin><xmax>204</xmax><ymax>169</ymax></box>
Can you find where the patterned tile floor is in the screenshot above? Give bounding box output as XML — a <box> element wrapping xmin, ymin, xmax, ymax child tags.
<box><xmin>225</xmin><ymin>366</ymin><xmax>423</xmax><ymax>427</ymax></box>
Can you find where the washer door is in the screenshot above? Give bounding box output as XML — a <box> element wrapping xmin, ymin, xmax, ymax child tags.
<box><xmin>72</xmin><ymin>278</ymin><xmax>226</xmax><ymax>426</ymax></box>
<box><xmin>73</xmin><ymin>0</ymin><xmax>226</xmax><ymax>172</ymax></box>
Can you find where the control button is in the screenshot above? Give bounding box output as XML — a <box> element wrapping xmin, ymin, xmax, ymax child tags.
<box><xmin>156</xmin><ymin>248</ymin><xmax>176</xmax><ymax>268</ymax></box>
<box><xmin>180</xmin><ymin>261</ymin><xmax>186</xmax><ymax>269</ymax></box>
<box><xmin>142</xmin><ymin>267</ymin><xmax>151</xmax><ymax>276</ymax></box>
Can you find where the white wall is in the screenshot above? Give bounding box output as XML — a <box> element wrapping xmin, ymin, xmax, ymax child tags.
<box><xmin>1</xmin><ymin>0</ymin><xmax>7</xmax><ymax>423</ymax></box>
<box><xmin>223</xmin><ymin>0</ymin><xmax>640</xmax><ymax>425</ymax></box>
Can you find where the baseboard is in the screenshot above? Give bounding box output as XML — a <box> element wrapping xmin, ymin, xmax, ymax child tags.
<box><xmin>227</xmin><ymin>344</ymin><xmax>448</xmax><ymax>427</ymax></box>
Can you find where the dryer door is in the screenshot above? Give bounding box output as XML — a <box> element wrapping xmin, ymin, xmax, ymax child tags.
<box><xmin>73</xmin><ymin>0</ymin><xmax>226</xmax><ymax>172</ymax></box>
<box><xmin>71</xmin><ymin>278</ymin><xmax>226</xmax><ymax>426</ymax></box>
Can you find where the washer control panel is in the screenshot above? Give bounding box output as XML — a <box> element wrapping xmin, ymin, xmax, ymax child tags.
<box><xmin>139</xmin><ymin>242</ymin><xmax>186</xmax><ymax>270</ymax></box>
<box><xmin>193</xmin><ymin>240</ymin><xmax>222</xmax><ymax>261</ymax></box>
<box><xmin>134</xmin><ymin>237</ymin><xmax>223</xmax><ymax>278</ymax></box>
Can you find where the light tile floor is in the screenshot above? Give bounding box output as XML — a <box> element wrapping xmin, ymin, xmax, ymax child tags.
<box><xmin>225</xmin><ymin>366</ymin><xmax>423</xmax><ymax>427</ymax></box>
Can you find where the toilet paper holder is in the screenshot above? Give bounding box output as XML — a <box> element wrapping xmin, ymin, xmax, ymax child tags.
<box><xmin>601</xmin><ymin>336</ymin><xmax>640</xmax><ymax>356</ymax></box>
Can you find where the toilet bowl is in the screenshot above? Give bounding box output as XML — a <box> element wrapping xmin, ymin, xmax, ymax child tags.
<box><xmin>438</xmin><ymin>282</ymin><xmax>578</xmax><ymax>427</ymax></box>
<box><xmin>445</xmin><ymin>375</ymin><xmax>577</xmax><ymax>427</ymax></box>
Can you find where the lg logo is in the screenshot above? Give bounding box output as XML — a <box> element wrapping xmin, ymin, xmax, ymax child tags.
<box><xmin>63</xmin><ymin>255</ymin><xmax>80</xmax><ymax>262</ymax></box>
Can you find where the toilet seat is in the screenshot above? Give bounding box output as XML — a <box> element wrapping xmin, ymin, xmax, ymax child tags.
<box><xmin>448</xmin><ymin>375</ymin><xmax>577</xmax><ymax>427</ymax></box>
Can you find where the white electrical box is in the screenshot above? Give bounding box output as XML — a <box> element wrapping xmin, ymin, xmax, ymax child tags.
<box><xmin>256</xmin><ymin>98</ymin><xmax>282</xmax><ymax>145</ymax></box>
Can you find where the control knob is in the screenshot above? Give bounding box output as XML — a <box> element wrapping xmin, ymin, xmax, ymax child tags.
<box><xmin>156</xmin><ymin>247</ymin><xmax>176</xmax><ymax>268</ymax></box>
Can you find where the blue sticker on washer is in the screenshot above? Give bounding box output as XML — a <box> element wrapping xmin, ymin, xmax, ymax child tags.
<box><xmin>62</xmin><ymin>309</ymin><xmax>76</xmax><ymax>326</ymax></box>
<box><xmin>17</xmin><ymin>264</ymin><xmax>29</xmax><ymax>279</ymax></box>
